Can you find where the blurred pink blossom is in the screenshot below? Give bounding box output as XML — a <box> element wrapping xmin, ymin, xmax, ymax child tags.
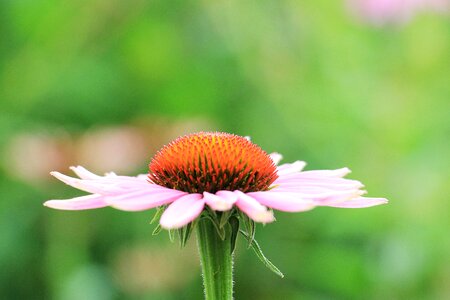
<box><xmin>3</xmin><ymin>118</ymin><xmax>213</xmax><ymax>183</ymax></box>
<box><xmin>347</xmin><ymin>0</ymin><xmax>449</xmax><ymax>26</ymax></box>
<box><xmin>77</xmin><ymin>126</ymin><xmax>149</xmax><ymax>174</ymax></box>
<box><xmin>4</xmin><ymin>133</ymin><xmax>71</xmax><ymax>183</ymax></box>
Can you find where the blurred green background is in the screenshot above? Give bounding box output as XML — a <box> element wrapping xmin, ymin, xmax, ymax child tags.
<box><xmin>1</xmin><ymin>0</ymin><xmax>449</xmax><ymax>299</ymax></box>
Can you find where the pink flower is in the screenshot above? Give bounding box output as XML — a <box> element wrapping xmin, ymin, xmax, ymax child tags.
<box><xmin>44</xmin><ymin>132</ymin><xmax>387</xmax><ymax>229</ymax></box>
<box><xmin>347</xmin><ymin>0</ymin><xmax>449</xmax><ymax>26</ymax></box>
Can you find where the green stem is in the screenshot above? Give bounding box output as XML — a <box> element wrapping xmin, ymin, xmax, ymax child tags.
<box><xmin>196</xmin><ymin>218</ymin><xmax>234</xmax><ymax>300</ymax></box>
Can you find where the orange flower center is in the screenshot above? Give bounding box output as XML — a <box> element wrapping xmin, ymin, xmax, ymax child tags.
<box><xmin>148</xmin><ymin>132</ymin><xmax>278</xmax><ymax>193</ymax></box>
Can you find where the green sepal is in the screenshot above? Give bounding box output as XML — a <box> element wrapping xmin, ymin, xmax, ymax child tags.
<box><xmin>150</xmin><ymin>206</ymin><xmax>166</xmax><ymax>236</ymax></box>
<box><xmin>238</xmin><ymin>211</ymin><xmax>255</xmax><ymax>248</ymax></box>
<box><xmin>177</xmin><ymin>219</ymin><xmax>197</xmax><ymax>248</ymax></box>
<box><xmin>177</xmin><ymin>227</ymin><xmax>185</xmax><ymax>248</ymax></box>
<box><xmin>152</xmin><ymin>224</ymin><xmax>162</xmax><ymax>235</ymax></box>
<box><xmin>203</xmin><ymin>215</ymin><xmax>226</xmax><ymax>240</ymax></box>
<box><xmin>150</xmin><ymin>206</ymin><xmax>166</xmax><ymax>224</ymax></box>
<box><xmin>239</xmin><ymin>230</ymin><xmax>284</xmax><ymax>278</ymax></box>
<box><xmin>168</xmin><ymin>229</ymin><xmax>176</xmax><ymax>243</ymax></box>
<box><xmin>205</xmin><ymin>206</ymin><xmax>218</xmax><ymax>221</ymax></box>
<box><xmin>229</xmin><ymin>216</ymin><xmax>239</xmax><ymax>255</ymax></box>
<box><xmin>219</xmin><ymin>210</ymin><xmax>234</xmax><ymax>228</ymax></box>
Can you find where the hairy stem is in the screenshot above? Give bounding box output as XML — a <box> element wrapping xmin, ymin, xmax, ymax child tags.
<box><xmin>196</xmin><ymin>218</ymin><xmax>233</xmax><ymax>300</ymax></box>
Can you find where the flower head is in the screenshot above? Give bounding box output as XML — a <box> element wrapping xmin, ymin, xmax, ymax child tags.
<box><xmin>44</xmin><ymin>132</ymin><xmax>388</xmax><ymax>229</ymax></box>
<box><xmin>148</xmin><ymin>132</ymin><xmax>278</xmax><ymax>193</ymax></box>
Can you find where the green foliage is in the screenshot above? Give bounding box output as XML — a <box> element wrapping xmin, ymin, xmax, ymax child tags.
<box><xmin>239</xmin><ymin>230</ymin><xmax>284</xmax><ymax>278</ymax></box>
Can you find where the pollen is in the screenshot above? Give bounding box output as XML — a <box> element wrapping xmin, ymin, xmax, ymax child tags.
<box><xmin>148</xmin><ymin>132</ymin><xmax>278</xmax><ymax>193</ymax></box>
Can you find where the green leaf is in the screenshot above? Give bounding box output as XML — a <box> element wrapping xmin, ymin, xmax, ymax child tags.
<box><xmin>239</xmin><ymin>230</ymin><xmax>284</xmax><ymax>278</ymax></box>
<box><xmin>229</xmin><ymin>216</ymin><xmax>239</xmax><ymax>255</ymax></box>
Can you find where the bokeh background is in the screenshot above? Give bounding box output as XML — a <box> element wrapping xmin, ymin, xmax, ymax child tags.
<box><xmin>1</xmin><ymin>0</ymin><xmax>449</xmax><ymax>299</ymax></box>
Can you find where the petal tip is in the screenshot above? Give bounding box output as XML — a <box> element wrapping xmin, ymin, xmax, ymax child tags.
<box><xmin>255</xmin><ymin>211</ymin><xmax>276</xmax><ymax>223</ymax></box>
<box><xmin>159</xmin><ymin>221</ymin><xmax>176</xmax><ymax>230</ymax></box>
<box><xmin>269</xmin><ymin>152</ymin><xmax>283</xmax><ymax>165</ymax></box>
<box><xmin>159</xmin><ymin>216</ymin><xmax>192</xmax><ymax>230</ymax></box>
<box><xmin>43</xmin><ymin>200</ymin><xmax>63</xmax><ymax>209</ymax></box>
<box><xmin>204</xmin><ymin>191</ymin><xmax>236</xmax><ymax>211</ymax></box>
<box><xmin>68</xmin><ymin>166</ymin><xmax>81</xmax><ymax>172</ymax></box>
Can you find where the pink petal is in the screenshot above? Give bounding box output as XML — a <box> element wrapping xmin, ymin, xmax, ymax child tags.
<box><xmin>325</xmin><ymin>197</ymin><xmax>388</xmax><ymax>208</ymax></box>
<box><xmin>51</xmin><ymin>171</ymin><xmax>124</xmax><ymax>194</ymax></box>
<box><xmin>276</xmin><ymin>161</ymin><xmax>307</xmax><ymax>176</ymax></box>
<box><xmin>107</xmin><ymin>188</ymin><xmax>187</xmax><ymax>211</ymax></box>
<box><xmin>99</xmin><ymin>178</ymin><xmax>159</xmax><ymax>190</ymax></box>
<box><xmin>269</xmin><ymin>152</ymin><xmax>283</xmax><ymax>165</ymax></box>
<box><xmin>44</xmin><ymin>194</ymin><xmax>107</xmax><ymax>210</ymax></box>
<box><xmin>160</xmin><ymin>194</ymin><xmax>205</xmax><ymax>229</ymax></box>
<box><xmin>273</xmin><ymin>185</ymin><xmax>357</xmax><ymax>194</ymax></box>
<box><xmin>277</xmin><ymin>184</ymin><xmax>361</xmax><ymax>193</ymax></box>
<box><xmin>234</xmin><ymin>191</ymin><xmax>275</xmax><ymax>223</ymax></box>
<box><xmin>204</xmin><ymin>191</ymin><xmax>237</xmax><ymax>211</ymax></box>
<box><xmin>283</xmin><ymin>168</ymin><xmax>352</xmax><ymax>179</ymax></box>
<box><xmin>274</xmin><ymin>177</ymin><xmax>364</xmax><ymax>190</ymax></box>
<box><xmin>51</xmin><ymin>170</ymin><xmax>157</xmax><ymax>195</ymax></box>
<box><xmin>69</xmin><ymin>166</ymin><xmax>102</xmax><ymax>180</ymax></box>
<box><xmin>137</xmin><ymin>174</ymin><xmax>150</xmax><ymax>180</ymax></box>
<box><xmin>283</xmin><ymin>186</ymin><xmax>364</xmax><ymax>195</ymax></box>
<box><xmin>312</xmin><ymin>190</ymin><xmax>366</xmax><ymax>205</ymax></box>
<box><xmin>275</xmin><ymin>174</ymin><xmax>362</xmax><ymax>185</ymax></box>
<box><xmin>97</xmin><ymin>172</ymin><xmax>149</xmax><ymax>184</ymax></box>
<box><xmin>248</xmin><ymin>191</ymin><xmax>316</xmax><ymax>212</ymax></box>
<box><xmin>103</xmin><ymin>173</ymin><xmax>149</xmax><ymax>184</ymax></box>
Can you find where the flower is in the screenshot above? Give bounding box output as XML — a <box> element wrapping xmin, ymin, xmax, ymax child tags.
<box><xmin>44</xmin><ymin>132</ymin><xmax>388</xmax><ymax>229</ymax></box>
<box><xmin>347</xmin><ymin>0</ymin><xmax>449</xmax><ymax>26</ymax></box>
